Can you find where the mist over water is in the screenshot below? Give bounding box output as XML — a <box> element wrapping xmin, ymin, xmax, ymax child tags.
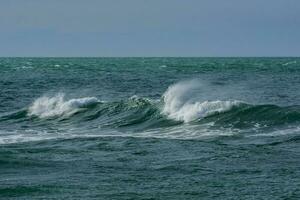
<box><xmin>1</xmin><ymin>58</ymin><xmax>300</xmax><ymax>199</ymax></box>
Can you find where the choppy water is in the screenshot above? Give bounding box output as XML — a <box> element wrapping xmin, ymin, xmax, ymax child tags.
<box><xmin>1</xmin><ymin>58</ymin><xmax>300</xmax><ymax>199</ymax></box>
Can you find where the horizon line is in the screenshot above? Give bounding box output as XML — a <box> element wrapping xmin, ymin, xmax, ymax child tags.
<box><xmin>0</xmin><ymin>56</ymin><xmax>300</xmax><ymax>58</ymax></box>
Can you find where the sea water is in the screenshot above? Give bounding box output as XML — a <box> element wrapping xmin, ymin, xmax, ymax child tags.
<box><xmin>0</xmin><ymin>58</ymin><xmax>300</xmax><ymax>199</ymax></box>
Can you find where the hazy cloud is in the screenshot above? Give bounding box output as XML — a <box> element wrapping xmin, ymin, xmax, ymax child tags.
<box><xmin>0</xmin><ymin>0</ymin><xmax>299</xmax><ymax>56</ymax></box>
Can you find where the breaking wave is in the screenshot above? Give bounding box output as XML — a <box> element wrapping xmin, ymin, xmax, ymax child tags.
<box><xmin>1</xmin><ymin>80</ymin><xmax>300</xmax><ymax>144</ymax></box>
<box><xmin>26</xmin><ymin>81</ymin><xmax>243</xmax><ymax>124</ymax></box>
<box><xmin>162</xmin><ymin>80</ymin><xmax>241</xmax><ymax>122</ymax></box>
<box><xmin>1</xmin><ymin>81</ymin><xmax>300</xmax><ymax>128</ymax></box>
<box><xmin>27</xmin><ymin>93</ymin><xmax>100</xmax><ymax>118</ymax></box>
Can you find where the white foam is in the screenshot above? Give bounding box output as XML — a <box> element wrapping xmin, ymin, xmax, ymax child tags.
<box><xmin>0</xmin><ymin>126</ymin><xmax>235</xmax><ymax>145</ymax></box>
<box><xmin>159</xmin><ymin>65</ymin><xmax>167</xmax><ymax>68</ymax></box>
<box><xmin>0</xmin><ymin>129</ymin><xmax>57</xmax><ymax>144</ymax></box>
<box><xmin>28</xmin><ymin>93</ymin><xmax>99</xmax><ymax>118</ymax></box>
<box><xmin>162</xmin><ymin>80</ymin><xmax>241</xmax><ymax>122</ymax></box>
<box><xmin>247</xmin><ymin>126</ymin><xmax>300</xmax><ymax>138</ymax></box>
<box><xmin>282</xmin><ymin>61</ymin><xmax>297</xmax><ymax>66</ymax></box>
<box><xmin>16</xmin><ymin>66</ymin><xmax>33</xmax><ymax>70</ymax></box>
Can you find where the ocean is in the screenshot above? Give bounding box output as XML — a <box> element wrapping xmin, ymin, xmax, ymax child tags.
<box><xmin>0</xmin><ymin>57</ymin><xmax>300</xmax><ymax>199</ymax></box>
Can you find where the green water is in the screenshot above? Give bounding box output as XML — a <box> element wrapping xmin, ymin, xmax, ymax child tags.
<box><xmin>0</xmin><ymin>58</ymin><xmax>300</xmax><ymax>199</ymax></box>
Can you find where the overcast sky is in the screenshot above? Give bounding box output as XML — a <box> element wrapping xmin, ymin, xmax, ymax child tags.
<box><xmin>0</xmin><ymin>0</ymin><xmax>299</xmax><ymax>57</ymax></box>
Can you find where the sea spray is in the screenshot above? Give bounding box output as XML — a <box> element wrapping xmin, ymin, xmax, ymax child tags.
<box><xmin>162</xmin><ymin>80</ymin><xmax>241</xmax><ymax>122</ymax></box>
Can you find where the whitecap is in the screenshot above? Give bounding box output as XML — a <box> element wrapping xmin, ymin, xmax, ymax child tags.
<box><xmin>28</xmin><ymin>93</ymin><xmax>100</xmax><ymax>118</ymax></box>
<box><xmin>162</xmin><ymin>80</ymin><xmax>241</xmax><ymax>122</ymax></box>
<box><xmin>282</xmin><ymin>61</ymin><xmax>297</xmax><ymax>66</ymax></box>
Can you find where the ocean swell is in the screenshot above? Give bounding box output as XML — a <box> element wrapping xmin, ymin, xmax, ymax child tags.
<box><xmin>2</xmin><ymin>81</ymin><xmax>299</xmax><ymax>132</ymax></box>
<box><xmin>0</xmin><ymin>81</ymin><xmax>300</xmax><ymax>145</ymax></box>
<box><xmin>26</xmin><ymin>82</ymin><xmax>241</xmax><ymax>124</ymax></box>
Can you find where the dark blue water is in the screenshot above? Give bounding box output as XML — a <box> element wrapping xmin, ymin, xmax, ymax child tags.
<box><xmin>1</xmin><ymin>58</ymin><xmax>300</xmax><ymax>199</ymax></box>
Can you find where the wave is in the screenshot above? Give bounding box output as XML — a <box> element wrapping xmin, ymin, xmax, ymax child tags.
<box><xmin>23</xmin><ymin>82</ymin><xmax>243</xmax><ymax>125</ymax></box>
<box><xmin>1</xmin><ymin>81</ymin><xmax>300</xmax><ymax>135</ymax></box>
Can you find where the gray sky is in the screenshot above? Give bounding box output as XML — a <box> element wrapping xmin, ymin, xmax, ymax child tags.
<box><xmin>1</xmin><ymin>0</ymin><xmax>299</xmax><ymax>57</ymax></box>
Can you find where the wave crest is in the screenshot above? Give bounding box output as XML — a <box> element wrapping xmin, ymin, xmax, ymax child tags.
<box><xmin>162</xmin><ymin>81</ymin><xmax>241</xmax><ymax>122</ymax></box>
<box><xmin>28</xmin><ymin>93</ymin><xmax>99</xmax><ymax>118</ymax></box>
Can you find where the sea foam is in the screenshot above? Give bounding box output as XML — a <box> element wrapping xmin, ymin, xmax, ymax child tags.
<box><xmin>28</xmin><ymin>93</ymin><xmax>99</xmax><ymax>118</ymax></box>
<box><xmin>162</xmin><ymin>80</ymin><xmax>241</xmax><ymax>122</ymax></box>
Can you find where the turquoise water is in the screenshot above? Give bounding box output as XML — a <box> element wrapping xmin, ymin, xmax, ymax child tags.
<box><xmin>0</xmin><ymin>58</ymin><xmax>300</xmax><ymax>199</ymax></box>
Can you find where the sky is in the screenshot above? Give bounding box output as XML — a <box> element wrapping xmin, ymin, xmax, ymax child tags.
<box><xmin>0</xmin><ymin>0</ymin><xmax>299</xmax><ymax>57</ymax></box>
